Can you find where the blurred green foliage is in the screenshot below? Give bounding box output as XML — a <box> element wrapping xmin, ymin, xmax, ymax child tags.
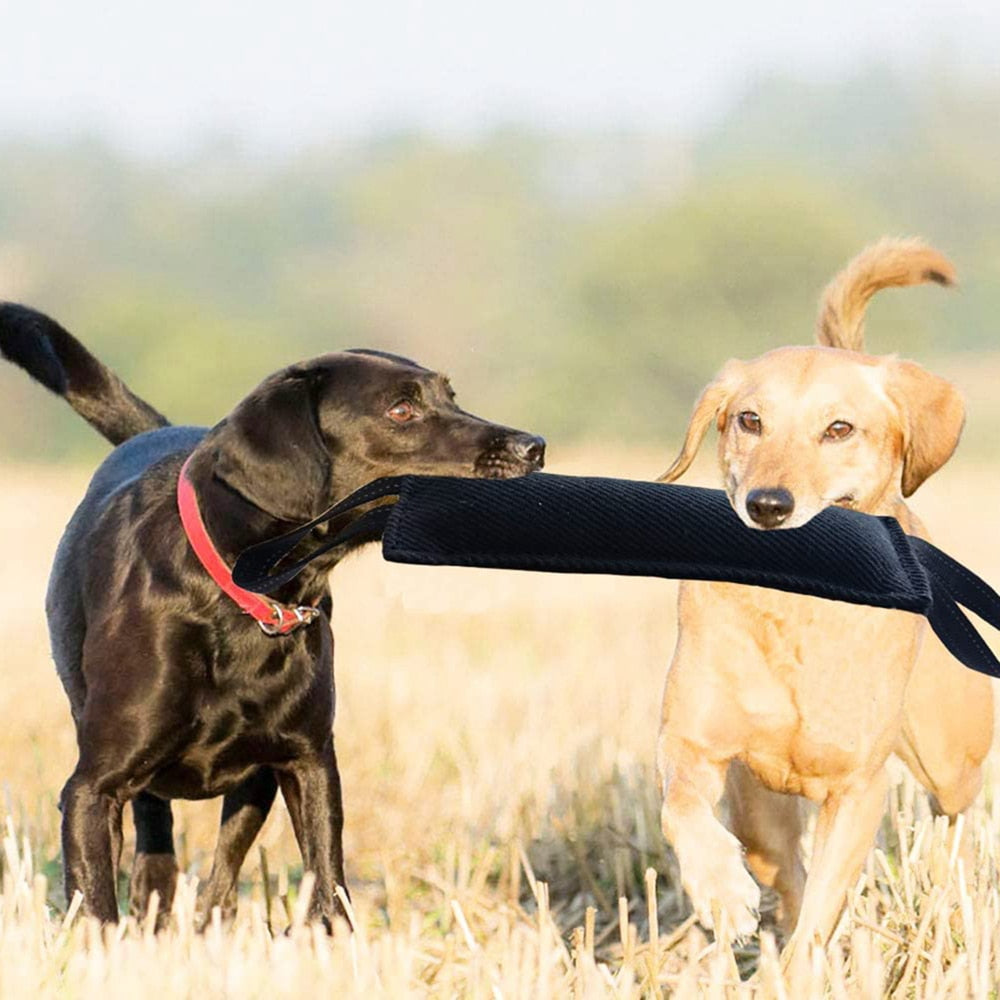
<box><xmin>2</xmin><ymin>66</ymin><xmax>999</xmax><ymax>462</ymax></box>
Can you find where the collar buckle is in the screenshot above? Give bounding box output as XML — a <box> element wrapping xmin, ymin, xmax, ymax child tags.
<box><xmin>257</xmin><ymin>602</ymin><xmax>321</xmax><ymax>637</ymax></box>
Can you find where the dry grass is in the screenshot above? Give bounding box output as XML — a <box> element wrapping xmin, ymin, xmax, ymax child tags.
<box><xmin>1</xmin><ymin>448</ymin><xmax>998</xmax><ymax>998</ymax></box>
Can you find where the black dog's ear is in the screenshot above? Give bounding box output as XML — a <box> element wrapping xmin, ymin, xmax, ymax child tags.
<box><xmin>213</xmin><ymin>371</ymin><xmax>333</xmax><ymax>522</ymax></box>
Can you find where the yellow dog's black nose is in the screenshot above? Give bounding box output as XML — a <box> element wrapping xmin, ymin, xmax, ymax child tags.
<box><xmin>746</xmin><ymin>487</ymin><xmax>794</xmax><ymax>528</ymax></box>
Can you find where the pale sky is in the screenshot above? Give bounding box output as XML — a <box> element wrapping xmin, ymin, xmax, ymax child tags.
<box><xmin>1</xmin><ymin>0</ymin><xmax>998</xmax><ymax>156</ymax></box>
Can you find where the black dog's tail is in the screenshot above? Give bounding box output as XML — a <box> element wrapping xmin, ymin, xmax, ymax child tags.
<box><xmin>0</xmin><ymin>303</ymin><xmax>169</xmax><ymax>445</ymax></box>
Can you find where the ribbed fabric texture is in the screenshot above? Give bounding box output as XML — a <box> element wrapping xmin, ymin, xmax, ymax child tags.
<box><xmin>232</xmin><ymin>472</ymin><xmax>999</xmax><ymax>676</ymax></box>
<box><xmin>382</xmin><ymin>473</ymin><xmax>930</xmax><ymax>613</ymax></box>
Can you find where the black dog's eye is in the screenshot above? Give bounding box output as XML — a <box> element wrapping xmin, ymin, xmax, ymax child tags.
<box><xmin>737</xmin><ymin>411</ymin><xmax>762</xmax><ymax>434</ymax></box>
<box><xmin>823</xmin><ymin>420</ymin><xmax>854</xmax><ymax>441</ymax></box>
<box><xmin>387</xmin><ymin>400</ymin><xmax>418</xmax><ymax>423</ymax></box>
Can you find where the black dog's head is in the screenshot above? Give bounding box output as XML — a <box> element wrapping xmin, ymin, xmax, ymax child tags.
<box><xmin>210</xmin><ymin>350</ymin><xmax>545</xmax><ymax>522</ymax></box>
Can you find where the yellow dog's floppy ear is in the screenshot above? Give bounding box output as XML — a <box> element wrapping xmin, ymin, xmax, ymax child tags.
<box><xmin>883</xmin><ymin>358</ymin><xmax>965</xmax><ymax>498</ymax></box>
<box><xmin>657</xmin><ymin>361</ymin><xmax>742</xmax><ymax>483</ymax></box>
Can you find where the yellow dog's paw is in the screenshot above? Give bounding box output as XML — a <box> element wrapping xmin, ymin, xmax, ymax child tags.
<box><xmin>684</xmin><ymin>856</ymin><xmax>761</xmax><ymax>941</ymax></box>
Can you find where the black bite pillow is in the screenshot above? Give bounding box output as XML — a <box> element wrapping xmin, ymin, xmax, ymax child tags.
<box><xmin>232</xmin><ymin>473</ymin><xmax>1000</xmax><ymax>678</ymax></box>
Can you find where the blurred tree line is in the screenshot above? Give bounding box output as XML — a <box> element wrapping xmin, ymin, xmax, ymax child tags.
<box><xmin>1</xmin><ymin>65</ymin><xmax>999</xmax><ymax>462</ymax></box>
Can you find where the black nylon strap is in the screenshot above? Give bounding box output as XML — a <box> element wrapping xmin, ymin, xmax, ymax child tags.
<box><xmin>910</xmin><ymin>537</ymin><xmax>1000</xmax><ymax>678</ymax></box>
<box><xmin>240</xmin><ymin>504</ymin><xmax>395</xmax><ymax>593</ymax></box>
<box><xmin>910</xmin><ymin>537</ymin><xmax>1000</xmax><ymax>633</ymax></box>
<box><xmin>923</xmin><ymin>575</ymin><xmax>1000</xmax><ymax>679</ymax></box>
<box><xmin>232</xmin><ymin>476</ymin><xmax>403</xmax><ymax>593</ymax></box>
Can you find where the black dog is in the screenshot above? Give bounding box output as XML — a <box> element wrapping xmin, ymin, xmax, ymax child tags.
<box><xmin>0</xmin><ymin>303</ymin><xmax>544</xmax><ymax>927</ymax></box>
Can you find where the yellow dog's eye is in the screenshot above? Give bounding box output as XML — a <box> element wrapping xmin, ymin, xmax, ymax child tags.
<box><xmin>824</xmin><ymin>420</ymin><xmax>854</xmax><ymax>441</ymax></box>
<box><xmin>737</xmin><ymin>411</ymin><xmax>761</xmax><ymax>434</ymax></box>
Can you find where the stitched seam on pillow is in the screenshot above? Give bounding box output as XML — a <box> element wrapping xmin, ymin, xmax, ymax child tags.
<box><xmin>880</xmin><ymin>516</ymin><xmax>932</xmax><ymax>607</ymax></box>
<box><xmin>381</xmin><ymin>545</ymin><xmax>924</xmax><ymax>611</ymax></box>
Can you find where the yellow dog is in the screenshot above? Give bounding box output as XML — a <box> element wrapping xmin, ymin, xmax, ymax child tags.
<box><xmin>656</xmin><ymin>239</ymin><xmax>994</xmax><ymax>963</ymax></box>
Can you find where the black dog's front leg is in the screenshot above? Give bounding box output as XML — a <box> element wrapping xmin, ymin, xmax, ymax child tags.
<box><xmin>277</xmin><ymin>742</ymin><xmax>348</xmax><ymax>929</ymax></box>
<box><xmin>61</xmin><ymin>769</ymin><xmax>120</xmax><ymax>922</ymax></box>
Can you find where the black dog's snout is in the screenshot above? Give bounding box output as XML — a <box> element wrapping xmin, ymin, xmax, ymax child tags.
<box><xmin>508</xmin><ymin>433</ymin><xmax>546</xmax><ymax>468</ymax></box>
<box><xmin>746</xmin><ymin>487</ymin><xmax>795</xmax><ymax>527</ymax></box>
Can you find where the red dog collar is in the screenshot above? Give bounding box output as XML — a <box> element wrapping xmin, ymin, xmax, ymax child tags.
<box><xmin>176</xmin><ymin>456</ymin><xmax>319</xmax><ymax>636</ymax></box>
